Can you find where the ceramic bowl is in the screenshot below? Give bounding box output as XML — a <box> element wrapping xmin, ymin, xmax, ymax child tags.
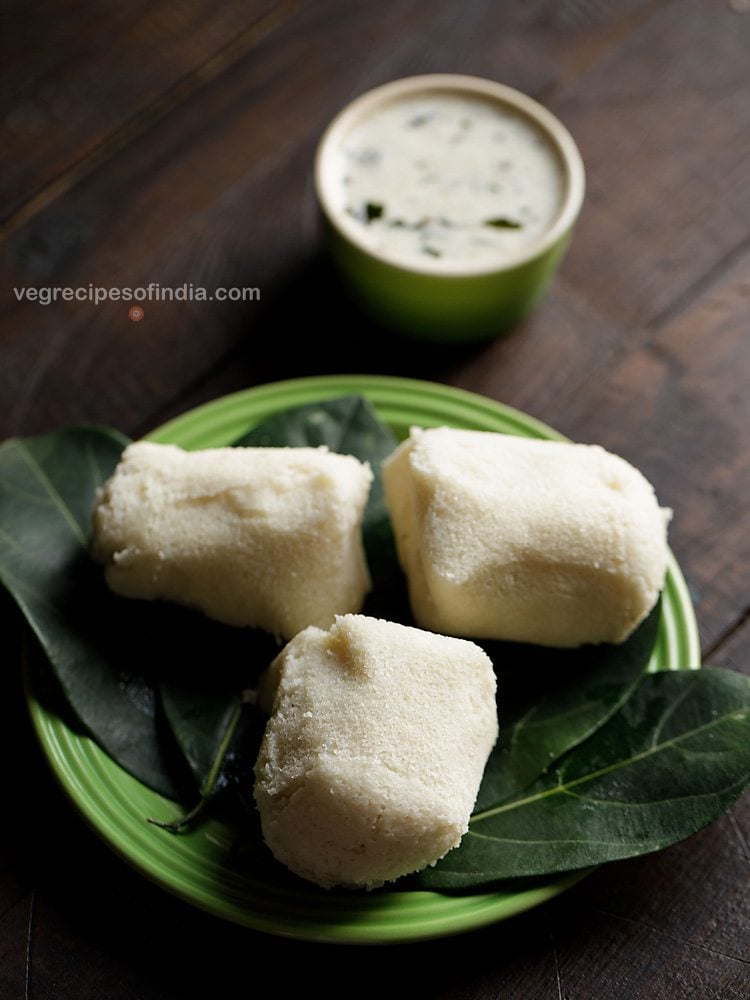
<box><xmin>314</xmin><ymin>74</ymin><xmax>585</xmax><ymax>341</ymax></box>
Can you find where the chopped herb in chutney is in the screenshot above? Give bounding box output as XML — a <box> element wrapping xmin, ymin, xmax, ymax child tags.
<box><xmin>484</xmin><ymin>217</ymin><xmax>523</xmax><ymax>229</ymax></box>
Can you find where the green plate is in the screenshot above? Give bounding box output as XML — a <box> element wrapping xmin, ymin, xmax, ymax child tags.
<box><xmin>26</xmin><ymin>375</ymin><xmax>701</xmax><ymax>944</ymax></box>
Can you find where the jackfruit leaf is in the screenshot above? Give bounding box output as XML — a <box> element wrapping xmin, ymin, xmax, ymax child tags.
<box><xmin>475</xmin><ymin>601</ymin><xmax>661</xmax><ymax>810</ymax></box>
<box><xmin>0</xmin><ymin>428</ymin><xmax>278</xmax><ymax>802</ymax></box>
<box><xmin>417</xmin><ymin>668</ymin><xmax>750</xmax><ymax>889</ymax></box>
<box><xmin>0</xmin><ymin>428</ymin><xmax>182</xmax><ymax>798</ymax></box>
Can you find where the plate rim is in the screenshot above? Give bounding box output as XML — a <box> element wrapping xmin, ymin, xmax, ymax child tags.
<box><xmin>24</xmin><ymin>374</ymin><xmax>701</xmax><ymax>944</ymax></box>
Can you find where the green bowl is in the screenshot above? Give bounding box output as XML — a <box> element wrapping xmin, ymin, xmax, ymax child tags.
<box><xmin>315</xmin><ymin>75</ymin><xmax>585</xmax><ymax>342</ymax></box>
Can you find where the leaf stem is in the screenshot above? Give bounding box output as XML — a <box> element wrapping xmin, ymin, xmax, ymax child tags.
<box><xmin>148</xmin><ymin>701</ymin><xmax>244</xmax><ymax>833</ymax></box>
<box><xmin>147</xmin><ymin>798</ymin><xmax>207</xmax><ymax>833</ymax></box>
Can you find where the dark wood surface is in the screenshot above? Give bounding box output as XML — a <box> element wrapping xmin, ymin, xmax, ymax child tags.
<box><xmin>2</xmin><ymin>1</ymin><xmax>749</xmax><ymax>996</ymax></box>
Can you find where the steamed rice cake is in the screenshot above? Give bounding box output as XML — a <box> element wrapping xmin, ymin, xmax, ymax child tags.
<box><xmin>253</xmin><ymin>614</ymin><xmax>498</xmax><ymax>889</ymax></box>
<box><xmin>382</xmin><ymin>427</ymin><xmax>670</xmax><ymax>647</ymax></box>
<box><xmin>91</xmin><ymin>441</ymin><xmax>372</xmax><ymax>639</ymax></box>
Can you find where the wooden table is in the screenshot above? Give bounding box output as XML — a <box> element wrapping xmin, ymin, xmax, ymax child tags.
<box><xmin>2</xmin><ymin>2</ymin><xmax>749</xmax><ymax>996</ymax></box>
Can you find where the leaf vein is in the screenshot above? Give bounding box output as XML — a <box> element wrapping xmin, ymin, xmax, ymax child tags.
<box><xmin>471</xmin><ymin>712</ymin><xmax>750</xmax><ymax>825</ymax></box>
<box><xmin>509</xmin><ymin>704</ymin><xmax>538</xmax><ymax>750</ymax></box>
<box><xmin>13</xmin><ymin>443</ymin><xmax>87</xmax><ymax>546</ymax></box>
<box><xmin>650</xmin><ymin>674</ymin><xmax>697</xmax><ymax>746</ymax></box>
<box><xmin>465</xmin><ymin>830</ymin><xmax>648</xmax><ymax>847</ymax></box>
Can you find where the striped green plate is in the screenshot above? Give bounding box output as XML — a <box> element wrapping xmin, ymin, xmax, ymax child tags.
<box><xmin>26</xmin><ymin>375</ymin><xmax>701</xmax><ymax>944</ymax></box>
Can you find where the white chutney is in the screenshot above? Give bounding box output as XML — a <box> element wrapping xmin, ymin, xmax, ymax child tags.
<box><xmin>332</xmin><ymin>92</ymin><xmax>565</xmax><ymax>268</ymax></box>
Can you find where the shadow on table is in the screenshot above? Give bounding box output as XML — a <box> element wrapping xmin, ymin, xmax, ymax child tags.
<box><xmin>240</xmin><ymin>250</ymin><xmax>507</xmax><ymax>384</ymax></box>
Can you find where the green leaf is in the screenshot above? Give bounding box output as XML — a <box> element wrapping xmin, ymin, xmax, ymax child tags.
<box><xmin>365</xmin><ymin>202</ymin><xmax>384</xmax><ymax>222</ymax></box>
<box><xmin>0</xmin><ymin>428</ymin><xmax>182</xmax><ymax>799</ymax></box>
<box><xmin>154</xmin><ymin>627</ymin><xmax>277</xmax><ymax>802</ymax></box>
<box><xmin>417</xmin><ymin>668</ymin><xmax>750</xmax><ymax>889</ymax></box>
<box><xmin>160</xmin><ymin>686</ymin><xmax>243</xmax><ymax>795</ymax></box>
<box><xmin>0</xmin><ymin>428</ymin><xmax>276</xmax><ymax>802</ymax></box>
<box><xmin>484</xmin><ymin>217</ymin><xmax>523</xmax><ymax>229</ymax></box>
<box><xmin>150</xmin><ymin>680</ymin><xmax>276</xmax><ymax>833</ymax></box>
<box><xmin>475</xmin><ymin>601</ymin><xmax>662</xmax><ymax>809</ymax></box>
<box><xmin>148</xmin><ymin>699</ymin><xmax>245</xmax><ymax>832</ymax></box>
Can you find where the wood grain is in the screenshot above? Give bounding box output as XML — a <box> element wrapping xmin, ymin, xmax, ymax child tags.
<box><xmin>554</xmin><ymin>0</ymin><xmax>750</xmax><ymax>327</ymax></box>
<box><xmin>1</xmin><ymin>0</ymin><xmax>670</xmax><ymax>442</ymax></box>
<box><xmin>0</xmin><ymin>0</ymin><xmax>287</xmax><ymax>225</ymax></box>
<box><xmin>709</xmin><ymin>616</ymin><xmax>750</xmax><ymax>677</ymax></box>
<box><xmin>2</xmin><ymin>1</ymin><xmax>749</xmax><ymax>996</ymax></box>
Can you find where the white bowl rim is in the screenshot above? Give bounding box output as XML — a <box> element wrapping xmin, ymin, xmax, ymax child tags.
<box><xmin>314</xmin><ymin>74</ymin><xmax>586</xmax><ymax>278</ymax></box>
